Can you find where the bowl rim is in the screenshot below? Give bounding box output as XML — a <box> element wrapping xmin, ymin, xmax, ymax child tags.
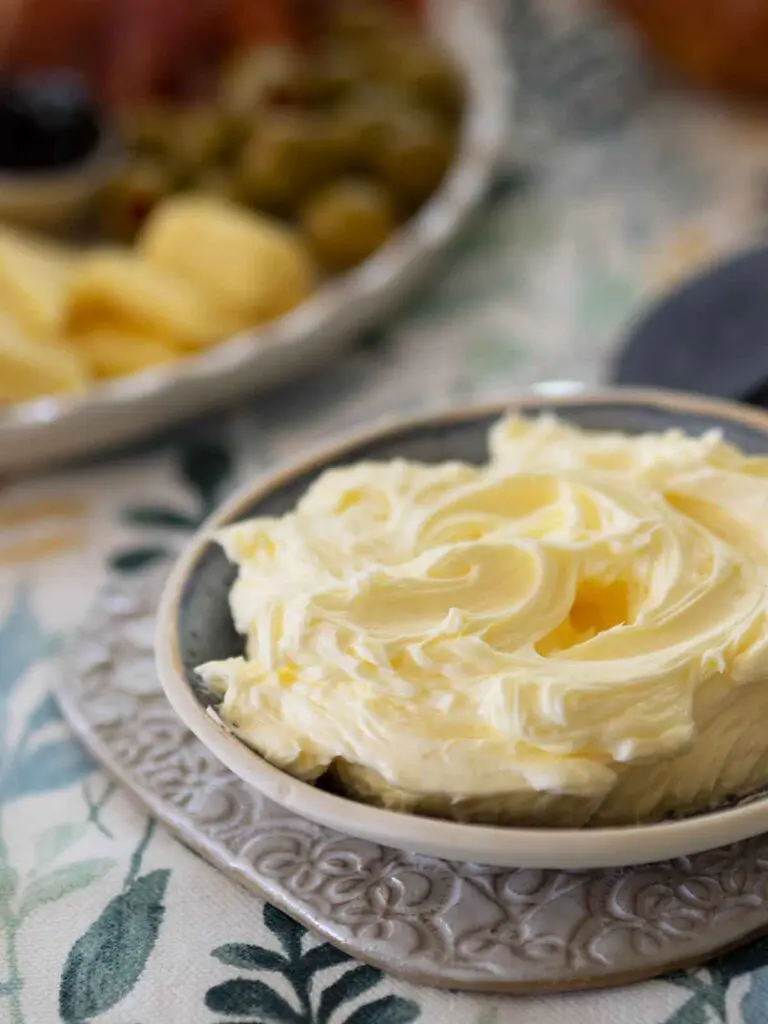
<box><xmin>156</xmin><ymin>387</ymin><xmax>768</xmax><ymax>869</ymax></box>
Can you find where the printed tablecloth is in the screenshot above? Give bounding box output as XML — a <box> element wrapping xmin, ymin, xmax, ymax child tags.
<box><xmin>5</xmin><ymin>2</ymin><xmax>768</xmax><ymax>1021</ymax></box>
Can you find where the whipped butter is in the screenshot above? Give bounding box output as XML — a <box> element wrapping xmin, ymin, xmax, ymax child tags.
<box><xmin>198</xmin><ymin>416</ymin><xmax>768</xmax><ymax>826</ymax></box>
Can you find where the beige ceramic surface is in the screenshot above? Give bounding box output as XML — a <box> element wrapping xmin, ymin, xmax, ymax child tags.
<box><xmin>0</xmin><ymin>0</ymin><xmax>508</xmax><ymax>474</ymax></box>
<box><xmin>57</xmin><ymin>565</ymin><xmax>768</xmax><ymax>993</ymax></box>
<box><xmin>155</xmin><ymin>389</ymin><xmax>768</xmax><ymax>872</ymax></box>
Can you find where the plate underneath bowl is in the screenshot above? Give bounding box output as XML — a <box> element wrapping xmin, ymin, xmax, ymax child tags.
<box><xmin>56</xmin><ymin>553</ymin><xmax>768</xmax><ymax>992</ymax></box>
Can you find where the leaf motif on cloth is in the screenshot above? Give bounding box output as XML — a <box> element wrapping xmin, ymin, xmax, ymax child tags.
<box><xmin>205</xmin><ymin>979</ymin><xmax>303</xmax><ymax>1022</ymax></box>
<box><xmin>0</xmin><ymin>585</ymin><xmax>55</xmax><ymax>702</ymax></box>
<box><xmin>344</xmin><ymin>996</ymin><xmax>420</xmax><ymax>1024</ymax></box>
<box><xmin>110</xmin><ymin>431</ymin><xmax>234</xmax><ymax>575</ymax></box>
<box><xmin>212</xmin><ymin>943</ymin><xmax>289</xmax><ymax>972</ymax></box>
<box><xmin>59</xmin><ymin>868</ymin><xmax>170</xmax><ymax>1023</ymax></box>
<box><xmin>299</xmin><ymin>943</ymin><xmax>352</xmax><ymax>975</ymax></box>
<box><xmin>316</xmin><ymin>965</ymin><xmax>382</xmax><ymax>1024</ymax></box>
<box><xmin>664</xmin><ymin>968</ymin><xmax>727</xmax><ymax>1023</ymax></box>
<box><xmin>109</xmin><ymin>546</ymin><xmax>171</xmax><ymax>574</ymax></box>
<box><xmin>33</xmin><ymin>823</ymin><xmax>90</xmax><ymax>873</ymax></box>
<box><xmin>663</xmin><ymin>993</ymin><xmax>720</xmax><ymax>1024</ymax></box>
<box><xmin>0</xmin><ymin>865</ymin><xmax>19</xmax><ymax>916</ymax></box>
<box><xmin>665</xmin><ymin>934</ymin><xmax>768</xmax><ymax>1023</ymax></box>
<box><xmin>742</xmin><ymin>965</ymin><xmax>768</xmax><ymax>1024</ymax></box>
<box><xmin>18</xmin><ymin>858</ymin><xmax>114</xmax><ymax>920</ymax></box>
<box><xmin>263</xmin><ymin>902</ymin><xmax>305</xmax><ymax>962</ymax></box>
<box><xmin>205</xmin><ymin>902</ymin><xmax>420</xmax><ymax>1023</ymax></box>
<box><xmin>179</xmin><ymin>438</ymin><xmax>233</xmax><ymax>514</ymax></box>
<box><xmin>120</xmin><ymin>506</ymin><xmax>199</xmax><ymax>530</ymax></box>
<box><xmin>707</xmin><ymin>934</ymin><xmax>768</xmax><ymax>984</ymax></box>
<box><xmin>25</xmin><ymin>691</ymin><xmax>63</xmax><ymax>732</ymax></box>
<box><xmin>1</xmin><ymin>738</ymin><xmax>94</xmax><ymax>802</ymax></box>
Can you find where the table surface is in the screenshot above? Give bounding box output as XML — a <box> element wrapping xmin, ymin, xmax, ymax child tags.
<box><xmin>5</xmin><ymin>3</ymin><xmax>768</xmax><ymax>1022</ymax></box>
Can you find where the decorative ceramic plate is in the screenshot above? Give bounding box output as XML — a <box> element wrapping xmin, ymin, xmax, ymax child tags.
<box><xmin>0</xmin><ymin>0</ymin><xmax>508</xmax><ymax>474</ymax></box>
<box><xmin>57</xmin><ymin>566</ymin><xmax>768</xmax><ymax>992</ymax></box>
<box><xmin>156</xmin><ymin>389</ymin><xmax>768</xmax><ymax>871</ymax></box>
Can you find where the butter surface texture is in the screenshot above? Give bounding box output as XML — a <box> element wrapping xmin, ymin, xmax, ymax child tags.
<box><xmin>198</xmin><ymin>416</ymin><xmax>768</xmax><ymax>825</ymax></box>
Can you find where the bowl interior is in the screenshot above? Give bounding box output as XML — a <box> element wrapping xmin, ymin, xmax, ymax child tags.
<box><xmin>177</xmin><ymin>394</ymin><xmax>768</xmax><ymax>716</ymax></box>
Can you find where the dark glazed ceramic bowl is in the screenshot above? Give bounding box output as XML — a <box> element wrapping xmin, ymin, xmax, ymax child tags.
<box><xmin>156</xmin><ymin>388</ymin><xmax>768</xmax><ymax>869</ymax></box>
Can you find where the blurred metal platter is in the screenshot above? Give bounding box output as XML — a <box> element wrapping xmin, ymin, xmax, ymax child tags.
<box><xmin>0</xmin><ymin>0</ymin><xmax>509</xmax><ymax>473</ymax></box>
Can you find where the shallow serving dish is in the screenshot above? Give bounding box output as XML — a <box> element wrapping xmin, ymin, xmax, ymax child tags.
<box><xmin>0</xmin><ymin>0</ymin><xmax>508</xmax><ymax>474</ymax></box>
<box><xmin>156</xmin><ymin>388</ymin><xmax>768</xmax><ymax>870</ymax></box>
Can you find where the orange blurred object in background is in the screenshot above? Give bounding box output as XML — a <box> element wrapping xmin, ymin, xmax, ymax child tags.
<box><xmin>0</xmin><ymin>0</ymin><xmax>100</xmax><ymax>81</ymax></box>
<box><xmin>2</xmin><ymin>0</ymin><xmax>216</xmax><ymax>106</ymax></box>
<box><xmin>1</xmin><ymin>0</ymin><xmax>426</xmax><ymax>108</ymax></box>
<box><xmin>611</xmin><ymin>0</ymin><xmax>768</xmax><ymax>98</ymax></box>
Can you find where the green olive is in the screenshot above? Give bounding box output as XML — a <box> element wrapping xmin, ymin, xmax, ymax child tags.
<box><xmin>219</xmin><ymin>45</ymin><xmax>312</xmax><ymax>118</ymax></box>
<box><xmin>120</xmin><ymin>103</ymin><xmax>178</xmax><ymax>158</ymax></box>
<box><xmin>169</xmin><ymin>106</ymin><xmax>234</xmax><ymax>181</ymax></box>
<box><xmin>309</xmin><ymin>109</ymin><xmax>391</xmax><ymax>180</ymax></box>
<box><xmin>300</xmin><ymin>177</ymin><xmax>396</xmax><ymax>270</ymax></box>
<box><xmin>372</xmin><ymin>109</ymin><xmax>455</xmax><ymax>206</ymax></box>
<box><xmin>331</xmin><ymin>84</ymin><xmax>412</xmax><ymax>168</ymax></box>
<box><xmin>99</xmin><ymin>160</ymin><xmax>175</xmax><ymax>243</ymax></box>
<box><xmin>237</xmin><ymin>112</ymin><xmax>325</xmax><ymax>213</ymax></box>
<box><xmin>379</xmin><ymin>40</ymin><xmax>465</xmax><ymax>119</ymax></box>
<box><xmin>307</xmin><ymin>43</ymin><xmax>368</xmax><ymax>104</ymax></box>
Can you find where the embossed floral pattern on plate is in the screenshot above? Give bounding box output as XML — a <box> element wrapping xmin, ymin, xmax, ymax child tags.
<box><xmin>54</xmin><ymin>568</ymin><xmax>768</xmax><ymax>993</ymax></box>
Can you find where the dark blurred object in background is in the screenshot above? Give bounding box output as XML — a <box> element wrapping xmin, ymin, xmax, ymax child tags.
<box><xmin>0</xmin><ymin>72</ymin><xmax>101</xmax><ymax>171</ymax></box>
<box><xmin>614</xmin><ymin>247</ymin><xmax>768</xmax><ymax>406</ymax></box>
<box><xmin>609</xmin><ymin>0</ymin><xmax>768</xmax><ymax>99</ymax></box>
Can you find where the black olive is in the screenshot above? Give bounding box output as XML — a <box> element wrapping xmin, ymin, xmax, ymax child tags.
<box><xmin>0</xmin><ymin>72</ymin><xmax>102</xmax><ymax>173</ymax></box>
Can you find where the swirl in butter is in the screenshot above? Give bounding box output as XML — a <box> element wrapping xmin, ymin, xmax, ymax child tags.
<box><xmin>198</xmin><ymin>415</ymin><xmax>768</xmax><ymax>826</ymax></box>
